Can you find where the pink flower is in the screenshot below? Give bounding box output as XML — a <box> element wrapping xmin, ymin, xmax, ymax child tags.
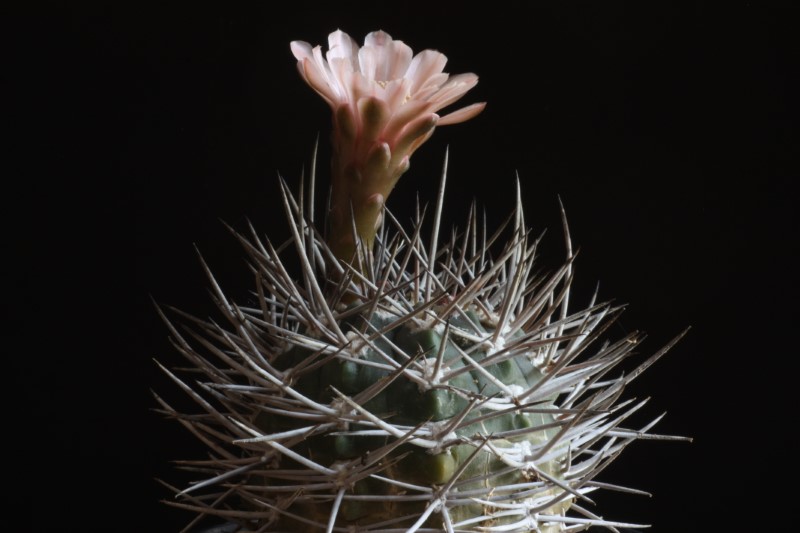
<box><xmin>291</xmin><ymin>30</ymin><xmax>485</xmax><ymax>132</ymax></box>
<box><xmin>291</xmin><ymin>30</ymin><xmax>485</xmax><ymax>261</ymax></box>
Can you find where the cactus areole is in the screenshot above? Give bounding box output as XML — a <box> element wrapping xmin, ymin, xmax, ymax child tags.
<box><xmin>158</xmin><ymin>29</ymin><xmax>688</xmax><ymax>532</ymax></box>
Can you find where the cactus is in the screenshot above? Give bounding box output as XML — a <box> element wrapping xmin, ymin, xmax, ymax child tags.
<box><xmin>156</xmin><ymin>30</ymin><xmax>687</xmax><ymax>532</ymax></box>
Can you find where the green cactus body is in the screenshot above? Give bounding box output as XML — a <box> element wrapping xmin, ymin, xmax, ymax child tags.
<box><xmin>255</xmin><ymin>308</ymin><xmax>571</xmax><ymax>531</ymax></box>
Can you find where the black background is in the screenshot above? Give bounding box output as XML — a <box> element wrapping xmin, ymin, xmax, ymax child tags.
<box><xmin>9</xmin><ymin>2</ymin><xmax>797</xmax><ymax>532</ymax></box>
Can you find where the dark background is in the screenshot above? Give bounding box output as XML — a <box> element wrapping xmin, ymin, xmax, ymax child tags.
<box><xmin>9</xmin><ymin>2</ymin><xmax>797</xmax><ymax>531</ymax></box>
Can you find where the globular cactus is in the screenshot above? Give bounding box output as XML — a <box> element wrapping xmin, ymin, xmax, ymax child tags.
<box><xmin>156</xmin><ymin>30</ymin><xmax>687</xmax><ymax>532</ymax></box>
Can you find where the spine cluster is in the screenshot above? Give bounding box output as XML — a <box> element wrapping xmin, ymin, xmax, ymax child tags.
<box><xmin>157</xmin><ymin>164</ymin><xmax>687</xmax><ymax>532</ymax></box>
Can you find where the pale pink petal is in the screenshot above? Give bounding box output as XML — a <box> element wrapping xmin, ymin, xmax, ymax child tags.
<box><xmin>334</xmin><ymin>68</ymin><xmax>358</xmax><ymax>107</ymax></box>
<box><xmin>363</xmin><ymin>31</ymin><xmax>403</xmax><ymax>82</ymax></box>
<box><xmin>364</xmin><ymin>30</ymin><xmax>392</xmax><ymax>48</ymax></box>
<box><xmin>427</xmin><ymin>73</ymin><xmax>479</xmax><ymax>109</ymax></box>
<box><xmin>382</xmin><ymin>99</ymin><xmax>435</xmax><ymax>144</ymax></box>
<box><xmin>430</xmin><ymin>73</ymin><xmax>478</xmax><ymax>98</ymax></box>
<box><xmin>393</xmin><ymin>113</ymin><xmax>439</xmax><ymax>156</ymax></box>
<box><xmin>405</xmin><ymin>50</ymin><xmax>448</xmax><ymax>93</ymax></box>
<box><xmin>364</xmin><ymin>30</ymin><xmax>393</xmax><ymax>53</ymax></box>
<box><xmin>300</xmin><ymin>58</ymin><xmax>337</xmax><ymax>106</ymax></box>
<box><xmin>347</xmin><ymin>72</ymin><xmax>373</xmax><ymax>113</ymax></box>
<box><xmin>294</xmin><ymin>60</ymin><xmax>309</xmax><ymax>82</ymax></box>
<box><xmin>405</xmin><ymin>126</ymin><xmax>435</xmax><ymax>157</ymax></box>
<box><xmin>375</xmin><ymin>43</ymin><xmax>394</xmax><ymax>81</ymax></box>
<box><xmin>311</xmin><ymin>45</ymin><xmax>341</xmax><ymax>98</ymax></box>
<box><xmin>415</xmin><ymin>87</ymin><xmax>448</xmax><ymax>105</ymax></box>
<box><xmin>327</xmin><ymin>29</ymin><xmax>359</xmax><ymax>63</ymax></box>
<box><xmin>382</xmin><ymin>78</ymin><xmax>411</xmax><ymax>112</ymax></box>
<box><xmin>329</xmin><ymin>57</ymin><xmax>358</xmax><ymax>102</ymax></box>
<box><xmin>412</xmin><ymin>73</ymin><xmax>449</xmax><ymax>99</ymax></box>
<box><xmin>357</xmin><ymin>45</ymin><xmax>378</xmax><ymax>81</ymax></box>
<box><xmin>325</xmin><ymin>30</ymin><xmax>358</xmax><ymax>70</ymax></box>
<box><xmin>437</xmin><ymin>102</ymin><xmax>486</xmax><ymax>126</ymax></box>
<box><xmin>290</xmin><ymin>40</ymin><xmax>314</xmax><ymax>62</ymax></box>
<box><xmin>385</xmin><ymin>40</ymin><xmax>413</xmax><ymax>80</ymax></box>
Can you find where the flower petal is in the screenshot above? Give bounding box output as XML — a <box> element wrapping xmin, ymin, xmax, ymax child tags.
<box><xmin>347</xmin><ymin>71</ymin><xmax>372</xmax><ymax>109</ymax></box>
<box><xmin>405</xmin><ymin>50</ymin><xmax>448</xmax><ymax>94</ymax></box>
<box><xmin>413</xmin><ymin>73</ymin><xmax>449</xmax><ymax>100</ymax></box>
<box><xmin>382</xmin><ymin>78</ymin><xmax>411</xmax><ymax>112</ymax></box>
<box><xmin>290</xmin><ymin>40</ymin><xmax>314</xmax><ymax>62</ymax></box>
<box><xmin>299</xmin><ymin>58</ymin><xmax>337</xmax><ymax>105</ymax></box>
<box><xmin>386</xmin><ymin>40</ymin><xmax>413</xmax><ymax>80</ymax></box>
<box><xmin>327</xmin><ymin>29</ymin><xmax>359</xmax><ymax>64</ymax></box>
<box><xmin>361</xmin><ymin>31</ymin><xmax>412</xmax><ymax>82</ymax></box>
<box><xmin>437</xmin><ymin>102</ymin><xmax>486</xmax><ymax>126</ymax></box>
<box><xmin>357</xmin><ymin>43</ymin><xmax>379</xmax><ymax>81</ymax></box>
<box><xmin>428</xmin><ymin>73</ymin><xmax>479</xmax><ymax>109</ymax></box>
<box><xmin>364</xmin><ymin>30</ymin><xmax>392</xmax><ymax>48</ymax></box>
<box><xmin>382</xmin><ymin>99</ymin><xmax>435</xmax><ymax>144</ymax></box>
<box><xmin>329</xmin><ymin>57</ymin><xmax>358</xmax><ymax>102</ymax></box>
<box><xmin>311</xmin><ymin>45</ymin><xmax>338</xmax><ymax>91</ymax></box>
<box><xmin>392</xmin><ymin>113</ymin><xmax>439</xmax><ymax>158</ymax></box>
